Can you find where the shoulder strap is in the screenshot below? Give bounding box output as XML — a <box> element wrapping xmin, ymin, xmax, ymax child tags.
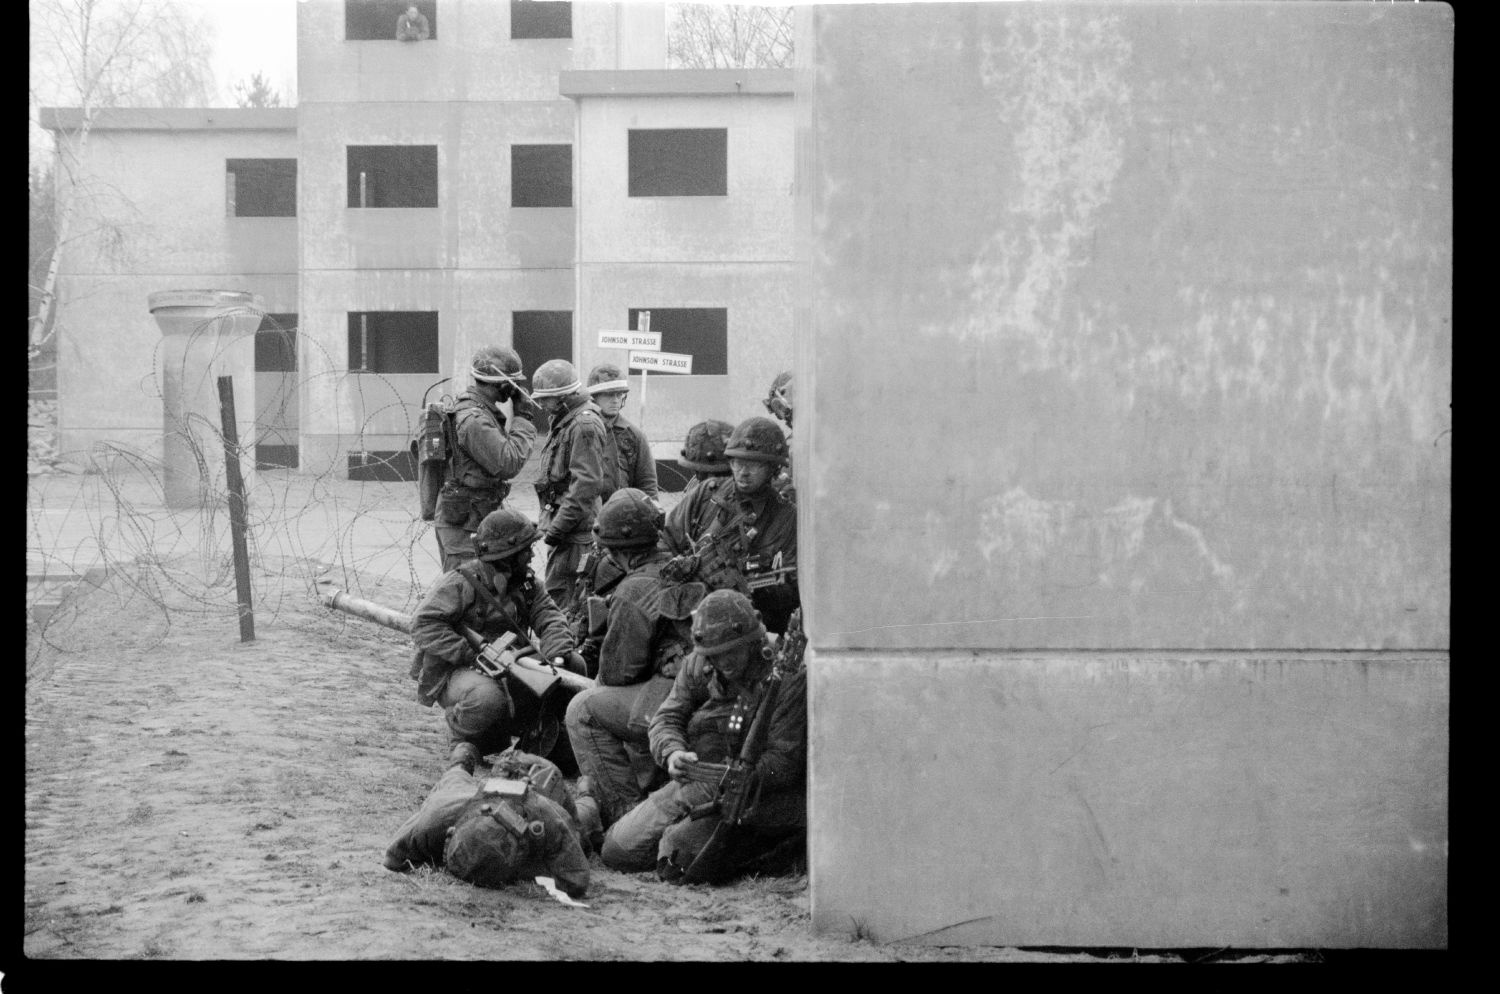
<box><xmin>457</xmin><ymin>562</ymin><xmax>519</xmax><ymax>631</ymax></box>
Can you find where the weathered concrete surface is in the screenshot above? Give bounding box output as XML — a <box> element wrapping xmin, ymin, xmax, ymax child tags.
<box><xmin>808</xmin><ymin>652</ymin><xmax>1448</xmax><ymax>948</ymax></box>
<box><xmin>797</xmin><ymin>2</ymin><xmax>1450</xmax><ymax>947</ymax></box>
<box><xmin>800</xmin><ymin>1</ymin><xmax>1451</xmax><ymax>653</ymax></box>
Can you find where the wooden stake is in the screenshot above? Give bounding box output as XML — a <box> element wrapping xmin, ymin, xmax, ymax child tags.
<box><xmin>217</xmin><ymin>376</ymin><xmax>255</xmax><ymax>642</ymax></box>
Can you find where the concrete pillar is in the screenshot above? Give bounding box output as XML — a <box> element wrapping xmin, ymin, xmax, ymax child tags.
<box><xmin>148</xmin><ymin>290</ymin><xmax>264</xmax><ymax>508</ymax></box>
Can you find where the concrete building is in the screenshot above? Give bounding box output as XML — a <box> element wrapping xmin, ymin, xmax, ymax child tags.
<box><xmin>42</xmin><ymin>1</ymin><xmax>790</xmax><ymax>484</ymax></box>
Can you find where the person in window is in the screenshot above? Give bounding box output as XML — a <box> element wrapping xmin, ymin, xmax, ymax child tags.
<box><xmin>396</xmin><ymin>5</ymin><xmax>430</xmax><ymax>41</ymax></box>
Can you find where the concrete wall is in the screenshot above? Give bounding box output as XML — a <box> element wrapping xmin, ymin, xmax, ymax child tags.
<box><xmin>798</xmin><ymin>2</ymin><xmax>1450</xmax><ymax>948</ymax></box>
<box><xmin>570</xmin><ymin>76</ymin><xmax>795</xmax><ymax>455</ymax></box>
<box><xmin>47</xmin><ymin>119</ymin><xmax>297</xmax><ymax>463</ymax></box>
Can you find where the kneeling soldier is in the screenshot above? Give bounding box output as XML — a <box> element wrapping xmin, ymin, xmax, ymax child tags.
<box><xmin>409</xmin><ymin>508</ymin><xmax>586</xmax><ymax>759</ymax></box>
<box><xmin>598</xmin><ymin>590</ymin><xmax>806</xmax><ymax>882</ymax></box>
<box><xmin>565</xmin><ymin>488</ymin><xmax>706</xmax><ymax>848</ymax></box>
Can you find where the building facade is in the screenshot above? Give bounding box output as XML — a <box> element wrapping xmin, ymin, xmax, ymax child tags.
<box><xmin>43</xmin><ymin>0</ymin><xmax>792</xmax><ymax>485</ymax></box>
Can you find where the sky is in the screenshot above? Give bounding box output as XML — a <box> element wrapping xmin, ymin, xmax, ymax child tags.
<box><xmin>199</xmin><ymin>0</ymin><xmax>300</xmax><ymax>104</ymax></box>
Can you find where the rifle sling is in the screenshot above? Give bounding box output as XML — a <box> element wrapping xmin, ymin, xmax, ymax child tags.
<box><xmin>457</xmin><ymin>563</ymin><xmax>524</xmax><ymax>645</ymax></box>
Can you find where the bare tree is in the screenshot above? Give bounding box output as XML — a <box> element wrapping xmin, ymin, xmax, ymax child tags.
<box><xmin>666</xmin><ymin>4</ymin><xmax>794</xmax><ymax>70</ymax></box>
<box><xmin>28</xmin><ymin>0</ymin><xmax>218</xmax><ymax>358</ymax></box>
<box><xmin>232</xmin><ymin>71</ymin><xmax>284</xmax><ymax>109</ymax></box>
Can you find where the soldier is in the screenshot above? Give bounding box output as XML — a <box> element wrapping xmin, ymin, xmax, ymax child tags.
<box><xmin>565</xmin><ymin>489</ymin><xmax>706</xmax><ymax>850</ymax></box>
<box><xmin>761</xmin><ymin>370</ymin><xmax>795</xmax><ymax>500</ymax></box>
<box><xmin>660</xmin><ymin>415</ymin><xmax>800</xmax><ymax>635</ymax></box>
<box><xmin>383</xmin><ymin>746</ymin><xmax>590</xmax><ymax>898</ymax></box>
<box><xmin>586</xmin><ymin>363</ymin><xmax>658</xmax><ymax>500</ymax></box>
<box><xmin>598</xmin><ymin>590</ymin><xmax>806</xmax><ymax>882</ymax></box>
<box><xmin>409</xmin><ymin>508</ymin><xmax>586</xmax><ymax>760</ymax></box>
<box><xmin>432</xmin><ymin>346</ymin><xmax>541</xmax><ymax>571</ymax></box>
<box><xmin>531</xmin><ymin>359</ymin><xmax>610</xmax><ymax>617</ymax></box>
<box><xmin>677</xmin><ymin>419</ymin><xmax>734</xmax><ymax>495</ymax></box>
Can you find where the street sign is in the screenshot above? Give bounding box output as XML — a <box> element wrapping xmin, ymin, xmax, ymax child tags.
<box><xmin>598</xmin><ymin>330</ymin><xmax>662</xmax><ymax>351</ymax></box>
<box><xmin>628</xmin><ymin>350</ymin><xmax>693</xmax><ymax>374</ymax></box>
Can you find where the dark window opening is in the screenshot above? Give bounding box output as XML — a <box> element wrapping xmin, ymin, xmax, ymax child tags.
<box><xmin>511</xmin><ymin>144</ymin><xmax>573</xmax><ymax>208</ymax></box>
<box><xmin>347</xmin><ymin>311</ymin><xmax>440</xmax><ymax>374</ymax></box>
<box><xmin>627</xmin><ymin>308</ymin><xmax>728</xmax><ymax>376</ymax></box>
<box><xmin>349</xmin><ymin>449</ymin><xmax>417</xmax><ymax>481</ymax></box>
<box><xmin>512</xmin><ymin>311</ymin><xmax>573</xmax><ymax>384</ymax></box>
<box><xmin>227</xmin><ymin>159</ymin><xmax>296</xmax><ymax>217</ymax></box>
<box><xmin>628</xmin><ymin>129</ymin><xmax>727</xmax><ymax>197</ymax></box>
<box><xmin>346</xmin><ymin>1</ymin><xmax>437</xmax><ymax>41</ymax></box>
<box><xmin>254</xmin><ymin>313</ymin><xmax>298</xmax><ymax>372</ymax></box>
<box><xmin>347</xmin><ymin>145</ymin><xmax>439</xmax><ymax>208</ymax></box>
<box><xmin>511</xmin><ymin>1</ymin><xmax>571</xmax><ymax>39</ymax></box>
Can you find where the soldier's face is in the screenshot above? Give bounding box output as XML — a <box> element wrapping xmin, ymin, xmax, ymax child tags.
<box><xmin>729</xmin><ymin>458</ymin><xmax>774</xmax><ymax>495</ymax></box>
<box><xmin>594</xmin><ymin>390</ymin><xmax>627</xmax><ymax>419</ymax></box>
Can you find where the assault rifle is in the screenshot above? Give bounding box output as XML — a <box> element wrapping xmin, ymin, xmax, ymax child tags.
<box><xmin>743</xmin><ymin>551</ymin><xmax>796</xmax><ymax>592</ymax></box>
<box><xmin>458</xmin><ymin>626</ymin><xmax>563</xmax><ymax>704</ymax></box>
<box><xmin>675</xmin><ymin>608</ymin><xmax>807</xmax><ymax>884</ymax></box>
<box><xmin>660</xmin><ymin>503</ymin><xmax>759</xmax><ymax>592</ymax></box>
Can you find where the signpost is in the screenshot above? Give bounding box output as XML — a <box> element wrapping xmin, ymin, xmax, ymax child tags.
<box><xmin>596</xmin><ymin>312</ymin><xmax>694</xmax><ymax>429</ymax></box>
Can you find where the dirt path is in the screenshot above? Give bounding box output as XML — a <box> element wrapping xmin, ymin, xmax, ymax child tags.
<box><xmin>24</xmin><ymin>556</ymin><xmax>1109</xmax><ymax>963</ymax></box>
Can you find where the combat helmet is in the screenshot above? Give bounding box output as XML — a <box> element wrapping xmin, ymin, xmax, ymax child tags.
<box><xmin>680</xmin><ymin>419</ymin><xmax>734</xmax><ymax>474</ymax></box>
<box><xmin>443</xmin><ymin>808</ymin><xmax>525</xmax><ymax>889</ymax></box>
<box><xmin>691</xmin><ymin>589</ymin><xmax>767</xmax><ymax>659</ymax></box>
<box><xmin>531</xmin><ymin>359</ymin><xmax>581</xmax><ymax>399</ymax></box>
<box><xmin>763</xmin><ymin>371</ymin><xmax>793</xmax><ymax>427</ymax></box>
<box><xmin>724</xmin><ymin>416</ymin><xmax>789</xmax><ymax>465</ymax></box>
<box><xmin>593</xmin><ymin>488</ymin><xmax>663</xmax><ymax>548</ymax></box>
<box><xmin>473</xmin><ymin>508</ymin><xmax>539</xmax><ymax>562</ymax></box>
<box><xmin>471</xmin><ymin>345</ymin><xmax>525</xmax><ymax>386</ymax></box>
<box><xmin>586</xmin><ymin>363</ymin><xmax>629</xmax><ymax>397</ymax></box>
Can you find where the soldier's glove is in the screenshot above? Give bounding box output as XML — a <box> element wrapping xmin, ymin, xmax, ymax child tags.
<box><xmin>510</xmin><ymin>389</ymin><xmax>543</xmax><ymax>425</ymax></box>
<box><xmin>543</xmin><ymin>531</ymin><xmax>563</xmax><ymax>547</ymax></box>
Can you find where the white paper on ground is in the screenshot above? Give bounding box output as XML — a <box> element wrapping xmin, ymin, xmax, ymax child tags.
<box><xmin>534</xmin><ymin>876</ymin><xmax>590</xmax><ymax>908</ymax></box>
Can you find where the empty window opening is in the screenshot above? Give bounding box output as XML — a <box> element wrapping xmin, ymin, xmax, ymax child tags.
<box><xmin>347</xmin><ymin>146</ymin><xmax>439</xmax><ymax>208</ymax></box>
<box><xmin>347</xmin><ymin>311</ymin><xmax>440</xmax><ymax>374</ymax></box>
<box><xmin>628</xmin><ymin>129</ymin><xmax>727</xmax><ymax>197</ymax></box>
<box><xmin>254</xmin><ymin>313</ymin><xmax>298</xmax><ymax>372</ymax></box>
<box><xmin>511</xmin><ymin>1</ymin><xmax>571</xmax><ymax>39</ymax></box>
<box><xmin>627</xmin><ymin>308</ymin><xmax>728</xmax><ymax>375</ymax></box>
<box><xmin>227</xmin><ymin>159</ymin><xmax>296</xmax><ymax>217</ymax></box>
<box><xmin>346</xmin><ymin>1</ymin><xmax>437</xmax><ymax>41</ymax></box>
<box><xmin>511</xmin><ymin>145</ymin><xmax>573</xmax><ymax>208</ymax></box>
<box><xmin>512</xmin><ymin>311</ymin><xmax>573</xmax><ymax>382</ymax></box>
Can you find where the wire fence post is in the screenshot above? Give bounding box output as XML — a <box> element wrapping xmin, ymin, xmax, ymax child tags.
<box><xmin>217</xmin><ymin>375</ymin><xmax>255</xmax><ymax>642</ymax></box>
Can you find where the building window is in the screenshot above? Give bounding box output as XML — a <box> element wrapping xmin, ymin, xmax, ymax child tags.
<box><xmin>226</xmin><ymin>159</ymin><xmax>296</xmax><ymax>217</ymax></box>
<box><xmin>511</xmin><ymin>1</ymin><xmax>571</xmax><ymax>39</ymax></box>
<box><xmin>512</xmin><ymin>311</ymin><xmax>573</xmax><ymax>382</ymax></box>
<box><xmin>627</xmin><ymin>308</ymin><xmax>728</xmax><ymax>375</ymax></box>
<box><xmin>347</xmin><ymin>146</ymin><xmax>439</xmax><ymax>208</ymax></box>
<box><xmin>347</xmin><ymin>312</ymin><xmax>439</xmax><ymax>373</ymax></box>
<box><xmin>254</xmin><ymin>313</ymin><xmax>298</xmax><ymax>372</ymax></box>
<box><xmin>511</xmin><ymin>145</ymin><xmax>572</xmax><ymax>208</ymax></box>
<box><xmin>346</xmin><ymin>1</ymin><xmax>437</xmax><ymax>41</ymax></box>
<box><xmin>628</xmin><ymin>129</ymin><xmax>727</xmax><ymax>197</ymax></box>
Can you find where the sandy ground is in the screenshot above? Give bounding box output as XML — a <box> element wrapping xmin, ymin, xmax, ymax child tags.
<box><xmin>26</xmin><ymin>546</ymin><xmax>1178</xmax><ymax>964</ymax></box>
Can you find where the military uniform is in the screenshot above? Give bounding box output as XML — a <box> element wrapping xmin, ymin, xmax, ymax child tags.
<box><xmin>409</xmin><ymin>559</ymin><xmax>574</xmax><ymax>755</ymax></box>
<box><xmin>660</xmin><ymin>475</ymin><xmax>800</xmax><ymax>634</ymax></box>
<box><xmin>604</xmin><ymin>414</ymin><xmax>658</xmax><ymax>499</ymax></box>
<box><xmin>383</xmin><ymin>751</ymin><xmax>589</xmax><ymax>898</ymax></box>
<box><xmin>565</xmin><ymin>550</ymin><xmax>706</xmax><ymax>827</ymax></box>
<box><xmin>432</xmin><ymin>387</ymin><xmax>537</xmax><ymax>570</ymax></box>
<box><xmin>535</xmin><ymin>394</ymin><xmax>609</xmax><ymax>615</ymax></box>
<box><xmin>599</xmin><ymin>648</ymin><xmax>807</xmax><ymax>874</ymax></box>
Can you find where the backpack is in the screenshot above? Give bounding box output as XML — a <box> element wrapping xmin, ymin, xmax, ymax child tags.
<box><xmin>410</xmin><ymin>394</ymin><xmax>458</xmax><ymax>522</ymax></box>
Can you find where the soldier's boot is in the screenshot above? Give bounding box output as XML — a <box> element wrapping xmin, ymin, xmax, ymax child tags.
<box><xmin>573</xmin><ymin>776</ymin><xmax>606</xmax><ymax>855</ymax></box>
<box><xmin>656</xmin><ymin>850</ymin><xmax>689</xmax><ymax>885</ymax></box>
<box><xmin>448</xmin><ymin>742</ymin><xmax>481</xmax><ymax>775</ymax></box>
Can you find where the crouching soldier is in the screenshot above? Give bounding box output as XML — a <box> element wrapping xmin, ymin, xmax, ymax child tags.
<box><xmin>598</xmin><ymin>590</ymin><xmax>806</xmax><ymax>883</ymax></box>
<box><xmin>383</xmin><ymin>746</ymin><xmax>590</xmax><ymax>898</ymax></box>
<box><xmin>565</xmin><ymin>488</ymin><xmax>706</xmax><ymax>849</ymax></box>
<box><xmin>409</xmin><ymin>508</ymin><xmax>586</xmax><ymax>761</ymax></box>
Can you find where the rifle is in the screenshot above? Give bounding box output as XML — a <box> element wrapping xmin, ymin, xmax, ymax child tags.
<box><xmin>458</xmin><ymin>625</ymin><xmax>565</xmax><ymax>705</ymax></box>
<box><xmin>660</xmin><ymin>501</ymin><xmax>758</xmax><ymax>591</ymax></box>
<box><xmin>677</xmin><ymin>608</ymin><xmax>807</xmax><ymax>884</ymax></box>
<box><xmin>743</xmin><ymin>550</ymin><xmax>796</xmax><ymax>592</ymax></box>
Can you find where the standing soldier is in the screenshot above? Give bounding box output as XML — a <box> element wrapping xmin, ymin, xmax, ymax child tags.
<box><xmin>530</xmin><ymin>359</ymin><xmax>609</xmax><ymax>617</ymax></box>
<box><xmin>586</xmin><ymin>363</ymin><xmax>658</xmax><ymax>500</ymax></box>
<box><xmin>660</xmin><ymin>415</ymin><xmax>800</xmax><ymax>635</ymax></box>
<box><xmin>432</xmin><ymin>345</ymin><xmax>541</xmax><ymax>571</ymax></box>
<box><xmin>677</xmin><ymin>419</ymin><xmax>735</xmax><ymax>495</ymax></box>
<box><xmin>565</xmin><ymin>488</ymin><xmax>706</xmax><ymax>850</ymax></box>
<box><xmin>409</xmin><ymin>508</ymin><xmax>586</xmax><ymax>764</ymax></box>
<box><xmin>762</xmin><ymin>370</ymin><xmax>794</xmax><ymax>500</ymax></box>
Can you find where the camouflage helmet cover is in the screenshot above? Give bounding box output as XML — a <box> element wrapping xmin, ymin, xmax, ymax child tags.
<box><xmin>473</xmin><ymin>508</ymin><xmax>539</xmax><ymax>561</ymax></box>
<box><xmin>443</xmin><ymin>807</ymin><xmax>523</xmax><ymax>889</ymax></box>
<box><xmin>531</xmin><ymin>358</ymin><xmax>581</xmax><ymax>399</ymax></box>
<box><xmin>763</xmin><ymin>370</ymin><xmax>793</xmax><ymax>426</ymax></box>
<box><xmin>723</xmin><ymin>416</ymin><xmax>789</xmax><ymax>465</ymax></box>
<box><xmin>593</xmin><ymin>487</ymin><xmax>663</xmax><ymax>548</ymax></box>
<box><xmin>680</xmin><ymin>419</ymin><xmax>735</xmax><ymax>473</ymax></box>
<box><xmin>691</xmin><ymin>589</ymin><xmax>767</xmax><ymax>659</ymax></box>
<box><xmin>471</xmin><ymin>345</ymin><xmax>524</xmax><ymax>385</ymax></box>
<box><xmin>586</xmin><ymin>363</ymin><xmax>629</xmax><ymax>396</ymax></box>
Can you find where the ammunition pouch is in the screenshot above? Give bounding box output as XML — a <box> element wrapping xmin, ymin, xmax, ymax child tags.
<box><xmin>436</xmin><ymin>482</ymin><xmax>507</xmax><ymax>529</ymax></box>
<box><xmin>584</xmin><ymin>595</ymin><xmax>609</xmax><ymax>639</ymax></box>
